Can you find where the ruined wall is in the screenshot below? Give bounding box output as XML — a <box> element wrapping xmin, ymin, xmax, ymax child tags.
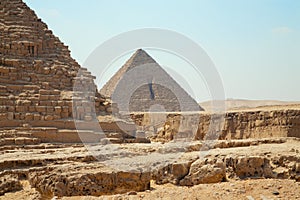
<box><xmin>131</xmin><ymin>109</ymin><xmax>300</xmax><ymax>142</ymax></box>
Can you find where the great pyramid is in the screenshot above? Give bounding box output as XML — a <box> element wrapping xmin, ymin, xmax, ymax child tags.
<box><xmin>0</xmin><ymin>0</ymin><xmax>138</xmax><ymax>144</ymax></box>
<box><xmin>101</xmin><ymin>49</ymin><xmax>204</xmax><ymax>113</ymax></box>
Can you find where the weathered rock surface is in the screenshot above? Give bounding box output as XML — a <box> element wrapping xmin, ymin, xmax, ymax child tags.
<box><xmin>132</xmin><ymin>107</ymin><xmax>300</xmax><ymax>142</ymax></box>
<box><xmin>0</xmin><ymin>174</ymin><xmax>22</xmax><ymax>195</ymax></box>
<box><xmin>29</xmin><ymin>165</ymin><xmax>150</xmax><ymax>197</ymax></box>
<box><xmin>0</xmin><ymin>137</ymin><xmax>299</xmax><ymax>198</ymax></box>
<box><xmin>179</xmin><ymin>158</ymin><xmax>226</xmax><ymax>186</ymax></box>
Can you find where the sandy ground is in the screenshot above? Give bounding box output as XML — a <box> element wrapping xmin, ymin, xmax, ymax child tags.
<box><xmin>1</xmin><ymin>179</ymin><xmax>300</xmax><ymax>200</ymax></box>
<box><xmin>200</xmin><ymin>99</ymin><xmax>300</xmax><ymax>112</ymax></box>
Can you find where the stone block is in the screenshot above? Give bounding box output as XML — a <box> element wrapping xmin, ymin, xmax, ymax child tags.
<box><xmin>51</xmin><ymin>101</ymin><xmax>58</xmax><ymax>106</ymax></box>
<box><xmin>54</xmin><ymin>106</ymin><xmax>62</xmax><ymax>114</ymax></box>
<box><xmin>33</xmin><ymin>114</ymin><xmax>41</xmax><ymax>121</ymax></box>
<box><xmin>39</xmin><ymin>95</ymin><xmax>48</xmax><ymax>100</ymax></box>
<box><xmin>46</xmin><ymin>106</ymin><xmax>54</xmax><ymax>113</ymax></box>
<box><xmin>15</xmin><ymin>106</ymin><xmax>26</xmax><ymax>112</ymax></box>
<box><xmin>28</xmin><ymin>106</ymin><xmax>36</xmax><ymax>112</ymax></box>
<box><xmin>51</xmin><ymin>90</ymin><xmax>60</xmax><ymax>95</ymax></box>
<box><xmin>20</xmin><ymin>113</ymin><xmax>25</xmax><ymax>120</ymax></box>
<box><xmin>62</xmin><ymin>106</ymin><xmax>69</xmax><ymax>113</ymax></box>
<box><xmin>36</xmin><ymin>106</ymin><xmax>46</xmax><ymax>112</ymax></box>
<box><xmin>7</xmin><ymin>112</ymin><xmax>14</xmax><ymax>120</ymax></box>
<box><xmin>7</xmin><ymin>106</ymin><xmax>15</xmax><ymax>112</ymax></box>
<box><xmin>45</xmin><ymin>115</ymin><xmax>54</xmax><ymax>121</ymax></box>
<box><xmin>61</xmin><ymin>112</ymin><xmax>69</xmax><ymax>118</ymax></box>
<box><xmin>25</xmin><ymin>113</ymin><xmax>34</xmax><ymax>121</ymax></box>
<box><xmin>57</xmin><ymin>101</ymin><xmax>64</xmax><ymax>106</ymax></box>
<box><xmin>39</xmin><ymin>89</ymin><xmax>51</xmax><ymax>95</ymax></box>
<box><xmin>49</xmin><ymin>95</ymin><xmax>60</xmax><ymax>100</ymax></box>
<box><xmin>0</xmin><ymin>113</ymin><xmax>7</xmax><ymax>120</ymax></box>
<box><xmin>15</xmin><ymin>138</ymin><xmax>25</xmax><ymax>145</ymax></box>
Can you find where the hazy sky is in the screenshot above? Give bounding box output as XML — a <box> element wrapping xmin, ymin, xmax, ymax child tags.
<box><xmin>24</xmin><ymin>0</ymin><xmax>300</xmax><ymax>102</ymax></box>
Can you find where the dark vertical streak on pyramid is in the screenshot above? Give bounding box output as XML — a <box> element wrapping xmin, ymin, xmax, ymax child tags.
<box><xmin>100</xmin><ymin>49</ymin><xmax>204</xmax><ymax>112</ymax></box>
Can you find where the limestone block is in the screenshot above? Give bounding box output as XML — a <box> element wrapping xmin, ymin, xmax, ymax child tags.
<box><xmin>46</xmin><ymin>106</ymin><xmax>54</xmax><ymax>113</ymax></box>
<box><xmin>39</xmin><ymin>101</ymin><xmax>52</xmax><ymax>106</ymax></box>
<box><xmin>15</xmin><ymin>106</ymin><xmax>26</xmax><ymax>112</ymax></box>
<box><xmin>0</xmin><ymin>113</ymin><xmax>7</xmax><ymax>120</ymax></box>
<box><xmin>66</xmin><ymin>101</ymin><xmax>72</xmax><ymax>107</ymax></box>
<box><xmin>179</xmin><ymin>159</ymin><xmax>226</xmax><ymax>186</ymax></box>
<box><xmin>28</xmin><ymin>106</ymin><xmax>36</xmax><ymax>112</ymax></box>
<box><xmin>6</xmin><ymin>100</ymin><xmax>14</xmax><ymax>106</ymax></box>
<box><xmin>39</xmin><ymin>95</ymin><xmax>48</xmax><ymax>100</ymax></box>
<box><xmin>20</xmin><ymin>113</ymin><xmax>25</xmax><ymax>120</ymax></box>
<box><xmin>57</xmin><ymin>101</ymin><xmax>64</xmax><ymax>106</ymax></box>
<box><xmin>61</xmin><ymin>112</ymin><xmax>69</xmax><ymax>118</ymax></box>
<box><xmin>40</xmin><ymin>90</ymin><xmax>51</xmax><ymax>96</ymax></box>
<box><xmin>25</xmin><ymin>113</ymin><xmax>34</xmax><ymax>121</ymax></box>
<box><xmin>36</xmin><ymin>106</ymin><xmax>46</xmax><ymax>112</ymax></box>
<box><xmin>7</xmin><ymin>112</ymin><xmax>14</xmax><ymax>120</ymax></box>
<box><xmin>45</xmin><ymin>115</ymin><xmax>54</xmax><ymax>121</ymax></box>
<box><xmin>62</xmin><ymin>106</ymin><xmax>69</xmax><ymax>113</ymax></box>
<box><xmin>33</xmin><ymin>114</ymin><xmax>41</xmax><ymax>121</ymax></box>
<box><xmin>54</xmin><ymin>106</ymin><xmax>62</xmax><ymax>114</ymax></box>
<box><xmin>53</xmin><ymin>115</ymin><xmax>61</xmax><ymax>120</ymax></box>
<box><xmin>15</xmin><ymin>138</ymin><xmax>25</xmax><ymax>145</ymax></box>
<box><xmin>14</xmin><ymin>113</ymin><xmax>20</xmax><ymax>120</ymax></box>
<box><xmin>51</xmin><ymin>90</ymin><xmax>60</xmax><ymax>95</ymax></box>
<box><xmin>49</xmin><ymin>95</ymin><xmax>60</xmax><ymax>100</ymax></box>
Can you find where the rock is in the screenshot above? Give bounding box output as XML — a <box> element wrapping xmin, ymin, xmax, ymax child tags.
<box><xmin>231</xmin><ymin>156</ymin><xmax>274</xmax><ymax>178</ymax></box>
<box><xmin>29</xmin><ymin>166</ymin><xmax>151</xmax><ymax>197</ymax></box>
<box><xmin>140</xmin><ymin>108</ymin><xmax>300</xmax><ymax>142</ymax></box>
<box><xmin>179</xmin><ymin>158</ymin><xmax>226</xmax><ymax>186</ymax></box>
<box><xmin>0</xmin><ymin>175</ymin><xmax>22</xmax><ymax>195</ymax></box>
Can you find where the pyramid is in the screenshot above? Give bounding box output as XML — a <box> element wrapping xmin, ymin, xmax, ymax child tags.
<box><xmin>101</xmin><ymin>49</ymin><xmax>204</xmax><ymax>112</ymax></box>
<box><xmin>0</xmin><ymin>0</ymin><xmax>139</xmax><ymax>144</ymax></box>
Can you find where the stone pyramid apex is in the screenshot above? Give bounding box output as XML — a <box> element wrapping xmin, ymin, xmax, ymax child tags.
<box><xmin>123</xmin><ymin>49</ymin><xmax>157</xmax><ymax>72</ymax></box>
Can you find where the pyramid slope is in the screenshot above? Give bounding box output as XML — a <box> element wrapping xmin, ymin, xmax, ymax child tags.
<box><xmin>101</xmin><ymin>49</ymin><xmax>204</xmax><ymax>112</ymax></box>
<box><xmin>0</xmin><ymin>0</ymin><xmax>81</xmax><ymax>90</ymax></box>
<box><xmin>100</xmin><ymin>49</ymin><xmax>157</xmax><ymax>97</ymax></box>
<box><xmin>0</xmin><ymin>0</ymin><xmax>113</xmax><ymax>134</ymax></box>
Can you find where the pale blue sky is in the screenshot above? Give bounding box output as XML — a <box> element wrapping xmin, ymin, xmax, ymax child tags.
<box><xmin>24</xmin><ymin>0</ymin><xmax>300</xmax><ymax>102</ymax></box>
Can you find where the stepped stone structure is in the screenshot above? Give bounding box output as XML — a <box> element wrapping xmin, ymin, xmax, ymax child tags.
<box><xmin>101</xmin><ymin>49</ymin><xmax>204</xmax><ymax>113</ymax></box>
<box><xmin>0</xmin><ymin>0</ymin><xmax>139</xmax><ymax>144</ymax></box>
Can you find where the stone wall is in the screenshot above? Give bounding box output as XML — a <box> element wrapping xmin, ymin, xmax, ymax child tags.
<box><xmin>131</xmin><ymin>109</ymin><xmax>300</xmax><ymax>142</ymax></box>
